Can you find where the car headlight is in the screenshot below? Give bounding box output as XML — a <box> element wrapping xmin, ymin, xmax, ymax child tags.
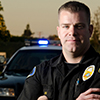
<box><xmin>0</xmin><ymin>88</ymin><xmax>15</xmax><ymax>97</ymax></box>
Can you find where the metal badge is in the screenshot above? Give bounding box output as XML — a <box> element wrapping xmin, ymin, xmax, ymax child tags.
<box><xmin>82</xmin><ymin>65</ymin><xmax>95</xmax><ymax>81</ymax></box>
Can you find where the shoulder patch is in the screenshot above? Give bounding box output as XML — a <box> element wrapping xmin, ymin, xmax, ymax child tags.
<box><xmin>27</xmin><ymin>66</ymin><xmax>36</xmax><ymax>78</ymax></box>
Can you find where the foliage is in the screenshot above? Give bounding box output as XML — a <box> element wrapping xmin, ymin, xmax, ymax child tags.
<box><xmin>22</xmin><ymin>24</ymin><xmax>35</xmax><ymax>38</ymax></box>
<box><xmin>0</xmin><ymin>1</ymin><xmax>11</xmax><ymax>42</ymax></box>
<box><xmin>91</xmin><ymin>7</ymin><xmax>100</xmax><ymax>53</ymax></box>
<box><xmin>10</xmin><ymin>36</ymin><xmax>25</xmax><ymax>42</ymax></box>
<box><xmin>0</xmin><ymin>1</ymin><xmax>3</xmax><ymax>11</ymax></box>
<box><xmin>0</xmin><ymin>30</ymin><xmax>10</xmax><ymax>42</ymax></box>
<box><xmin>0</xmin><ymin>41</ymin><xmax>24</xmax><ymax>58</ymax></box>
<box><xmin>48</xmin><ymin>35</ymin><xmax>59</xmax><ymax>40</ymax></box>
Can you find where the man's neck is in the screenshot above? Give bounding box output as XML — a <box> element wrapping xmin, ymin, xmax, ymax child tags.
<box><xmin>62</xmin><ymin>45</ymin><xmax>90</xmax><ymax>63</ymax></box>
<box><xmin>62</xmin><ymin>49</ymin><xmax>88</xmax><ymax>63</ymax></box>
<box><xmin>63</xmin><ymin>52</ymin><xmax>83</xmax><ymax>63</ymax></box>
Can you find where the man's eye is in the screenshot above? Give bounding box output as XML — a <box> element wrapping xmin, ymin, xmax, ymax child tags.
<box><xmin>75</xmin><ymin>24</ymin><xmax>85</xmax><ymax>29</ymax></box>
<box><xmin>62</xmin><ymin>26</ymin><xmax>69</xmax><ymax>29</ymax></box>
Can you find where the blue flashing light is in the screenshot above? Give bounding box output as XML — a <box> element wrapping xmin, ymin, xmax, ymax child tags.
<box><xmin>38</xmin><ymin>40</ymin><xmax>49</xmax><ymax>45</ymax></box>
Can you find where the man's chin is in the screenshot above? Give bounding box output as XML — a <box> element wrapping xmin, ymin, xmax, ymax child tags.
<box><xmin>70</xmin><ymin>49</ymin><xmax>76</xmax><ymax>53</ymax></box>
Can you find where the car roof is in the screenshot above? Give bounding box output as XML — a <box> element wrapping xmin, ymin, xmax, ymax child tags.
<box><xmin>19</xmin><ymin>45</ymin><xmax>62</xmax><ymax>51</ymax></box>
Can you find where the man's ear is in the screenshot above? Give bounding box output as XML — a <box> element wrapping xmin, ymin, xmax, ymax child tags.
<box><xmin>89</xmin><ymin>25</ymin><xmax>93</xmax><ymax>37</ymax></box>
<box><xmin>57</xmin><ymin>26</ymin><xmax>60</xmax><ymax>39</ymax></box>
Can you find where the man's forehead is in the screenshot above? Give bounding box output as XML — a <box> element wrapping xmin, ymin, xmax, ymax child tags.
<box><xmin>59</xmin><ymin>10</ymin><xmax>86</xmax><ymax>16</ymax></box>
<box><xmin>59</xmin><ymin>10</ymin><xmax>87</xmax><ymax>21</ymax></box>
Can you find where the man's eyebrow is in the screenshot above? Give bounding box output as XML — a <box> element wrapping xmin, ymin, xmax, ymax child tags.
<box><xmin>75</xmin><ymin>23</ymin><xmax>85</xmax><ymax>25</ymax></box>
<box><xmin>61</xmin><ymin>23</ymin><xmax>70</xmax><ymax>26</ymax></box>
<box><xmin>74</xmin><ymin>23</ymin><xmax>85</xmax><ymax>26</ymax></box>
<box><xmin>60</xmin><ymin>23</ymin><xmax>85</xmax><ymax>26</ymax></box>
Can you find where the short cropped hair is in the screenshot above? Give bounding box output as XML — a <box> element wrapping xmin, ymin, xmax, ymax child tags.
<box><xmin>58</xmin><ymin>1</ymin><xmax>91</xmax><ymax>25</ymax></box>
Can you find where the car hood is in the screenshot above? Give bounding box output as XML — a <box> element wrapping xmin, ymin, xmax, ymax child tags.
<box><xmin>0</xmin><ymin>73</ymin><xmax>26</xmax><ymax>86</ymax></box>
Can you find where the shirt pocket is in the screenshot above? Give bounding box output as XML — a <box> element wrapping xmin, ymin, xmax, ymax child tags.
<box><xmin>74</xmin><ymin>78</ymin><xmax>93</xmax><ymax>99</ymax></box>
<box><xmin>43</xmin><ymin>84</ymin><xmax>53</xmax><ymax>99</ymax></box>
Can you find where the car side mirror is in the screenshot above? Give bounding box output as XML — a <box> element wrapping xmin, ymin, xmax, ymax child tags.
<box><xmin>0</xmin><ymin>56</ymin><xmax>6</xmax><ymax>74</ymax></box>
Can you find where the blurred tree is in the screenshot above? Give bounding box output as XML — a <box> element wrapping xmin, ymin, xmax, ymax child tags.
<box><xmin>0</xmin><ymin>1</ymin><xmax>11</xmax><ymax>42</ymax></box>
<box><xmin>10</xmin><ymin>35</ymin><xmax>25</xmax><ymax>42</ymax></box>
<box><xmin>48</xmin><ymin>35</ymin><xmax>59</xmax><ymax>40</ymax></box>
<box><xmin>22</xmin><ymin>24</ymin><xmax>35</xmax><ymax>38</ymax></box>
<box><xmin>0</xmin><ymin>1</ymin><xmax>3</xmax><ymax>11</ymax></box>
<box><xmin>90</xmin><ymin>7</ymin><xmax>100</xmax><ymax>53</ymax></box>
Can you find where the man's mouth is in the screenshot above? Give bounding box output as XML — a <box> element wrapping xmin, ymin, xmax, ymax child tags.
<box><xmin>67</xmin><ymin>39</ymin><xmax>80</xmax><ymax>43</ymax></box>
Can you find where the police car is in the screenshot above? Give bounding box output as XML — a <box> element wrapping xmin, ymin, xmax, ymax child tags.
<box><xmin>0</xmin><ymin>39</ymin><xmax>62</xmax><ymax>100</ymax></box>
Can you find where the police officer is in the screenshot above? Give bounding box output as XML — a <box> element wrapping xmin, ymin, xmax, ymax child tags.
<box><xmin>18</xmin><ymin>1</ymin><xmax>100</xmax><ymax>100</ymax></box>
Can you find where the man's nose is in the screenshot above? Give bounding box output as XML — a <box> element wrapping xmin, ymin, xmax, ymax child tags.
<box><xmin>68</xmin><ymin>26</ymin><xmax>77</xmax><ymax>36</ymax></box>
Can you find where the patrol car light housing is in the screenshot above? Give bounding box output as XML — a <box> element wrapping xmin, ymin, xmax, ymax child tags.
<box><xmin>25</xmin><ymin>39</ymin><xmax>49</xmax><ymax>46</ymax></box>
<box><xmin>0</xmin><ymin>88</ymin><xmax>15</xmax><ymax>97</ymax></box>
<box><xmin>38</xmin><ymin>40</ymin><xmax>49</xmax><ymax>45</ymax></box>
<box><xmin>25</xmin><ymin>39</ymin><xmax>61</xmax><ymax>46</ymax></box>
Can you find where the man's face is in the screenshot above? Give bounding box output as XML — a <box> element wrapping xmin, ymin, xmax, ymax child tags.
<box><xmin>57</xmin><ymin>10</ymin><xmax>93</xmax><ymax>55</ymax></box>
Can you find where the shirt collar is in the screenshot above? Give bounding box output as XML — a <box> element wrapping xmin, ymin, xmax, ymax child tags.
<box><xmin>50</xmin><ymin>46</ymin><xmax>98</xmax><ymax>67</ymax></box>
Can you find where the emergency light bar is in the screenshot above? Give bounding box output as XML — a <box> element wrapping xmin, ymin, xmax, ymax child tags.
<box><xmin>38</xmin><ymin>40</ymin><xmax>49</xmax><ymax>45</ymax></box>
<box><xmin>25</xmin><ymin>39</ymin><xmax>61</xmax><ymax>46</ymax></box>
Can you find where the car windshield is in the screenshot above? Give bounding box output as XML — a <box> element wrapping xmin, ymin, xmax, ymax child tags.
<box><xmin>6</xmin><ymin>49</ymin><xmax>61</xmax><ymax>76</ymax></box>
